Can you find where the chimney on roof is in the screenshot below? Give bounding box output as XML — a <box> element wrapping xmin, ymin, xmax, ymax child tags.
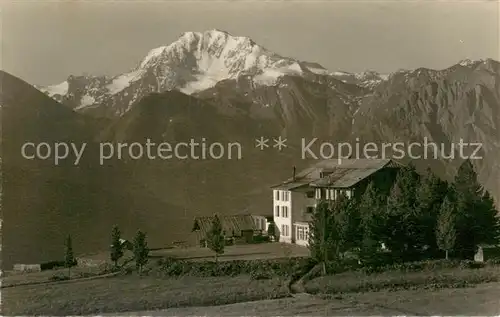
<box><xmin>293</xmin><ymin>166</ymin><xmax>296</xmax><ymax>181</ymax></box>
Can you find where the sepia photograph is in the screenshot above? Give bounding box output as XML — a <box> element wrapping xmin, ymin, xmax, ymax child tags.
<box><xmin>1</xmin><ymin>0</ymin><xmax>500</xmax><ymax>315</ymax></box>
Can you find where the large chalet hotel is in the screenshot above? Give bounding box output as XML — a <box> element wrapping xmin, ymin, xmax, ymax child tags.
<box><xmin>271</xmin><ymin>159</ymin><xmax>401</xmax><ymax>246</ymax></box>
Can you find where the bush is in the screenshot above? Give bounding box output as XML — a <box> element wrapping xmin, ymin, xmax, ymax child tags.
<box><xmin>459</xmin><ymin>260</ymin><xmax>485</xmax><ymax>269</ymax></box>
<box><xmin>97</xmin><ymin>263</ymin><xmax>117</xmax><ymax>274</ymax></box>
<box><xmin>356</xmin><ymin>259</ymin><xmax>493</xmax><ymax>275</ymax></box>
<box><xmin>250</xmin><ymin>270</ymin><xmax>272</xmax><ymax>280</ymax></box>
<box><xmin>252</xmin><ymin>235</ymin><xmax>271</xmax><ymax>244</ymax></box>
<box><xmin>48</xmin><ymin>274</ymin><xmax>70</xmax><ymax>282</ymax></box>
<box><xmin>76</xmin><ymin>272</ymin><xmax>94</xmax><ymax>278</ymax></box>
<box><xmin>485</xmin><ymin>258</ymin><xmax>500</xmax><ymax>265</ymax></box>
<box><xmin>157</xmin><ymin>257</ymin><xmax>312</xmax><ymax>278</ymax></box>
<box><xmin>40</xmin><ymin>260</ymin><xmax>66</xmax><ymax>271</ymax></box>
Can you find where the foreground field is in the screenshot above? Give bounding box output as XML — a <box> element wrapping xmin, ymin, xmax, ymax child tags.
<box><xmin>3</xmin><ymin>274</ymin><xmax>289</xmax><ymax>315</ymax></box>
<box><xmin>305</xmin><ymin>265</ymin><xmax>500</xmax><ymax>294</ymax></box>
<box><xmin>109</xmin><ymin>282</ymin><xmax>500</xmax><ymax>316</ymax></box>
<box><xmin>4</xmin><ymin>243</ymin><xmax>500</xmax><ymax>316</ymax></box>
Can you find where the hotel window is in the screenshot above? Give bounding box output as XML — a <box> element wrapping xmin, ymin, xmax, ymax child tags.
<box><xmin>330</xmin><ymin>189</ymin><xmax>335</xmax><ymax>200</ymax></box>
<box><xmin>297</xmin><ymin>227</ymin><xmax>305</xmax><ymax>240</ymax></box>
<box><xmin>282</xmin><ymin>224</ymin><xmax>289</xmax><ymax>236</ymax></box>
<box><xmin>281</xmin><ymin>206</ymin><xmax>288</xmax><ymax>218</ymax></box>
<box><xmin>285</xmin><ymin>191</ymin><xmax>289</xmax><ymax>201</ymax></box>
<box><xmin>275</xmin><ymin>190</ymin><xmax>280</xmax><ymax>200</ymax></box>
<box><xmin>306</xmin><ymin>191</ymin><xmax>314</xmax><ymax>198</ymax></box>
<box><xmin>275</xmin><ymin>206</ymin><xmax>279</xmax><ymax>217</ymax></box>
<box><xmin>315</xmin><ymin>188</ymin><xmax>321</xmax><ymax>199</ymax></box>
<box><xmin>325</xmin><ymin>189</ymin><xmax>330</xmax><ymax>200</ymax></box>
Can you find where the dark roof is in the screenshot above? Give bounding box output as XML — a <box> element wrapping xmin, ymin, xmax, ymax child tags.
<box><xmin>271</xmin><ymin>159</ymin><xmax>401</xmax><ymax>190</ymax></box>
<box><xmin>270</xmin><ymin>181</ymin><xmax>310</xmax><ymax>190</ymax></box>
<box><xmin>192</xmin><ymin>214</ymin><xmax>258</xmax><ymax>239</ymax></box>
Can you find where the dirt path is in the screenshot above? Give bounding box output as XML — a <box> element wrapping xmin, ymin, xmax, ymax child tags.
<box><xmin>100</xmin><ymin>282</ymin><xmax>500</xmax><ymax>316</ymax></box>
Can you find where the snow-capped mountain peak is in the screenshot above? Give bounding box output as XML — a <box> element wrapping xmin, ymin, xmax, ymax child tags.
<box><xmin>458</xmin><ymin>58</ymin><xmax>485</xmax><ymax>67</ymax></box>
<box><xmin>37</xmin><ymin>29</ymin><xmax>389</xmax><ymax>115</ymax></box>
<box><xmin>132</xmin><ymin>28</ymin><xmax>300</xmax><ymax>92</ymax></box>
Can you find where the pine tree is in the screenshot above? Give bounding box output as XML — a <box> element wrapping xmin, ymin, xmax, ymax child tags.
<box><xmin>453</xmin><ymin>160</ymin><xmax>489</xmax><ymax>258</ymax></box>
<box><xmin>385</xmin><ymin>181</ymin><xmax>408</xmax><ymax>257</ymax></box>
<box><xmin>477</xmin><ymin>190</ymin><xmax>500</xmax><ymax>245</ymax></box>
<box><xmin>110</xmin><ymin>225</ymin><xmax>124</xmax><ymax>269</ymax></box>
<box><xmin>436</xmin><ymin>196</ymin><xmax>457</xmax><ymax>260</ymax></box>
<box><xmin>64</xmin><ymin>234</ymin><xmax>75</xmax><ymax>278</ymax></box>
<box><xmin>384</xmin><ymin>165</ymin><xmax>421</xmax><ymax>260</ymax></box>
<box><xmin>206</xmin><ymin>214</ymin><xmax>225</xmax><ymax>263</ymax></box>
<box><xmin>399</xmin><ymin>163</ymin><xmax>420</xmax><ymax>208</ymax></box>
<box><xmin>454</xmin><ymin>160</ymin><xmax>482</xmax><ymax>198</ymax></box>
<box><xmin>308</xmin><ymin>199</ymin><xmax>334</xmax><ymax>274</ymax></box>
<box><xmin>133</xmin><ymin>230</ymin><xmax>149</xmax><ymax>274</ymax></box>
<box><xmin>332</xmin><ymin>194</ymin><xmax>359</xmax><ymax>257</ymax></box>
<box><xmin>415</xmin><ymin>168</ymin><xmax>449</xmax><ymax>253</ymax></box>
<box><xmin>358</xmin><ymin>181</ymin><xmax>385</xmax><ymax>263</ymax></box>
<box><xmin>359</xmin><ymin>181</ymin><xmax>384</xmax><ymax>241</ymax></box>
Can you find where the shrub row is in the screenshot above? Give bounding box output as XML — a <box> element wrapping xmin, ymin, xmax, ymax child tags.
<box><xmin>40</xmin><ymin>259</ymin><xmax>77</xmax><ymax>271</ymax></box>
<box><xmin>307</xmin><ymin>273</ymin><xmax>499</xmax><ymax>295</ymax></box>
<box><xmin>324</xmin><ymin>257</ymin><xmax>500</xmax><ymax>275</ymax></box>
<box><xmin>154</xmin><ymin>256</ymin><xmax>500</xmax><ymax>280</ymax></box>
<box><xmin>156</xmin><ymin>257</ymin><xmax>315</xmax><ymax>279</ymax></box>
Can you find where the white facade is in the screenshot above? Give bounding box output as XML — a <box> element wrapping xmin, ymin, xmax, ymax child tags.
<box><xmin>272</xmin><ymin>189</ymin><xmax>293</xmax><ymax>243</ymax></box>
<box><xmin>272</xmin><ymin>187</ymin><xmax>354</xmax><ymax>247</ymax></box>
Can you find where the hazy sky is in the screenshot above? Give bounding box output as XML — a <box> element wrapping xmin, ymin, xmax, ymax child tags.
<box><xmin>2</xmin><ymin>0</ymin><xmax>499</xmax><ymax>86</ymax></box>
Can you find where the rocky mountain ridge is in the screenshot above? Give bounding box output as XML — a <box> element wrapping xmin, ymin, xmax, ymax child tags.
<box><xmin>39</xmin><ymin>29</ymin><xmax>388</xmax><ymax>117</ymax></box>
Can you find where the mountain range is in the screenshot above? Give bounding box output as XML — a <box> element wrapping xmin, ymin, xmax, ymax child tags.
<box><xmin>2</xmin><ymin>29</ymin><xmax>499</xmax><ymax>268</ymax></box>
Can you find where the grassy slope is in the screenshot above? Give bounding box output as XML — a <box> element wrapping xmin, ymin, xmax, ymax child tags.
<box><xmin>110</xmin><ymin>282</ymin><xmax>500</xmax><ymax>316</ymax></box>
<box><xmin>3</xmin><ymin>274</ymin><xmax>290</xmax><ymax>316</ymax></box>
<box><xmin>304</xmin><ymin>265</ymin><xmax>500</xmax><ymax>294</ymax></box>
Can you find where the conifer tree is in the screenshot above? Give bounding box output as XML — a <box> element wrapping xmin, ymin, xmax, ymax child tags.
<box><xmin>359</xmin><ymin>181</ymin><xmax>384</xmax><ymax>240</ymax></box>
<box><xmin>206</xmin><ymin>214</ymin><xmax>225</xmax><ymax>263</ymax></box>
<box><xmin>477</xmin><ymin>190</ymin><xmax>500</xmax><ymax>245</ymax></box>
<box><xmin>436</xmin><ymin>196</ymin><xmax>457</xmax><ymax>260</ymax></box>
<box><xmin>331</xmin><ymin>194</ymin><xmax>350</xmax><ymax>258</ymax></box>
<box><xmin>385</xmin><ymin>181</ymin><xmax>409</xmax><ymax>257</ymax></box>
<box><xmin>358</xmin><ymin>181</ymin><xmax>385</xmax><ymax>263</ymax></box>
<box><xmin>385</xmin><ymin>165</ymin><xmax>421</xmax><ymax>259</ymax></box>
<box><xmin>453</xmin><ymin>160</ymin><xmax>487</xmax><ymax>258</ymax></box>
<box><xmin>415</xmin><ymin>168</ymin><xmax>449</xmax><ymax>252</ymax></box>
<box><xmin>133</xmin><ymin>230</ymin><xmax>149</xmax><ymax>274</ymax></box>
<box><xmin>110</xmin><ymin>225</ymin><xmax>124</xmax><ymax>269</ymax></box>
<box><xmin>308</xmin><ymin>199</ymin><xmax>335</xmax><ymax>274</ymax></box>
<box><xmin>64</xmin><ymin>234</ymin><xmax>75</xmax><ymax>278</ymax></box>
